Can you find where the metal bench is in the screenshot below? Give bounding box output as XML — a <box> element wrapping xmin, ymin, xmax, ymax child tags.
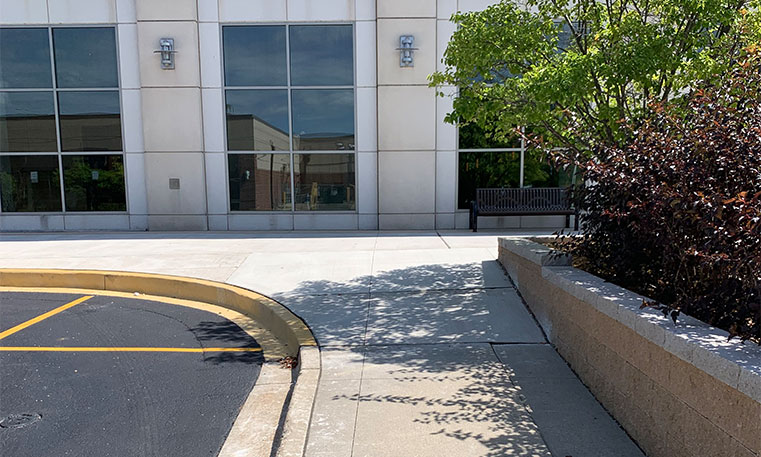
<box><xmin>469</xmin><ymin>187</ymin><xmax>578</xmax><ymax>232</ymax></box>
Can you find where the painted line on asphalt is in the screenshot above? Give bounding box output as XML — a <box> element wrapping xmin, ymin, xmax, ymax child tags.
<box><xmin>0</xmin><ymin>346</ymin><xmax>263</xmax><ymax>353</ymax></box>
<box><xmin>0</xmin><ymin>286</ymin><xmax>288</xmax><ymax>361</ymax></box>
<box><xmin>0</xmin><ymin>295</ymin><xmax>93</xmax><ymax>340</ymax></box>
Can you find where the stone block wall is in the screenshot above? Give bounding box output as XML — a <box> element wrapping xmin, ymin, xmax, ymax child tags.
<box><xmin>499</xmin><ymin>238</ymin><xmax>761</xmax><ymax>457</ymax></box>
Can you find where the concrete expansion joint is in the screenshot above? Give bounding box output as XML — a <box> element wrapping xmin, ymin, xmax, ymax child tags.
<box><xmin>0</xmin><ymin>268</ymin><xmax>320</xmax><ymax>457</ymax></box>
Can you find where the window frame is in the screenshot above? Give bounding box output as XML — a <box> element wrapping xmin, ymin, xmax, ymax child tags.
<box><xmin>220</xmin><ymin>22</ymin><xmax>358</xmax><ymax>214</ymax></box>
<box><xmin>456</xmin><ymin>124</ymin><xmax>578</xmax><ymax>210</ymax></box>
<box><xmin>456</xmin><ymin>120</ymin><xmax>528</xmax><ymax>211</ymax></box>
<box><xmin>0</xmin><ymin>24</ymin><xmax>128</xmax><ymax>215</ymax></box>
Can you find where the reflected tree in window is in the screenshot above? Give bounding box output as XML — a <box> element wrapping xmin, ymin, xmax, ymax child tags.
<box><xmin>62</xmin><ymin>155</ymin><xmax>126</xmax><ymax>211</ymax></box>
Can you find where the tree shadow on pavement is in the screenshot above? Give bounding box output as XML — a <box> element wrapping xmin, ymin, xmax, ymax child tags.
<box><xmin>273</xmin><ymin>260</ymin><xmax>508</xmax><ymax>297</ymax></box>
<box><xmin>189</xmin><ymin>320</ymin><xmax>264</xmax><ymax>365</ymax></box>
<box><xmin>281</xmin><ymin>262</ymin><xmax>642</xmax><ymax>457</ymax></box>
<box><xmin>276</xmin><ymin>262</ymin><xmax>553</xmax><ymax>457</ymax></box>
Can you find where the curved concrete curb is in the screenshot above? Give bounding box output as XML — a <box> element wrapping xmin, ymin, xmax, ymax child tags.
<box><xmin>0</xmin><ymin>268</ymin><xmax>319</xmax><ymax>457</ymax></box>
<box><xmin>0</xmin><ymin>268</ymin><xmax>316</xmax><ymax>356</ymax></box>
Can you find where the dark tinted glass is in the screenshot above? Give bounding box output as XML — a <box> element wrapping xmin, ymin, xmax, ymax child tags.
<box><xmin>291</xmin><ymin>89</ymin><xmax>354</xmax><ymax>151</ymax></box>
<box><xmin>522</xmin><ymin>150</ymin><xmax>575</xmax><ymax>188</ymax></box>
<box><xmin>0</xmin><ymin>155</ymin><xmax>61</xmax><ymax>212</ymax></box>
<box><xmin>0</xmin><ymin>28</ymin><xmax>52</xmax><ymax>88</ymax></box>
<box><xmin>225</xmin><ymin>90</ymin><xmax>289</xmax><ymax>151</ymax></box>
<box><xmin>294</xmin><ymin>153</ymin><xmax>355</xmax><ymax>211</ymax></box>
<box><xmin>458</xmin><ymin>151</ymin><xmax>520</xmax><ymax>209</ymax></box>
<box><xmin>53</xmin><ymin>27</ymin><xmax>118</xmax><ymax>88</ymax></box>
<box><xmin>58</xmin><ymin>91</ymin><xmax>122</xmax><ymax>152</ymax></box>
<box><xmin>289</xmin><ymin>25</ymin><xmax>353</xmax><ymax>86</ymax></box>
<box><xmin>458</xmin><ymin>123</ymin><xmax>521</xmax><ymax>149</ymax></box>
<box><xmin>0</xmin><ymin>92</ymin><xmax>57</xmax><ymax>152</ymax></box>
<box><xmin>223</xmin><ymin>26</ymin><xmax>287</xmax><ymax>86</ymax></box>
<box><xmin>228</xmin><ymin>153</ymin><xmax>291</xmax><ymax>211</ymax></box>
<box><xmin>62</xmin><ymin>154</ymin><xmax>126</xmax><ymax>211</ymax></box>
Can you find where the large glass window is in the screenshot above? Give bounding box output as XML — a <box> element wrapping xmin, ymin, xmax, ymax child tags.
<box><xmin>228</xmin><ymin>153</ymin><xmax>291</xmax><ymax>211</ymax></box>
<box><xmin>0</xmin><ymin>28</ymin><xmax>52</xmax><ymax>88</ymax></box>
<box><xmin>225</xmin><ymin>90</ymin><xmax>289</xmax><ymax>151</ymax></box>
<box><xmin>0</xmin><ymin>155</ymin><xmax>61</xmax><ymax>212</ymax></box>
<box><xmin>62</xmin><ymin>155</ymin><xmax>126</xmax><ymax>211</ymax></box>
<box><xmin>0</xmin><ymin>92</ymin><xmax>57</xmax><ymax>152</ymax></box>
<box><xmin>291</xmin><ymin>89</ymin><xmax>354</xmax><ymax>151</ymax></box>
<box><xmin>0</xmin><ymin>27</ymin><xmax>126</xmax><ymax>213</ymax></box>
<box><xmin>294</xmin><ymin>154</ymin><xmax>355</xmax><ymax>211</ymax></box>
<box><xmin>58</xmin><ymin>91</ymin><xmax>122</xmax><ymax>152</ymax></box>
<box><xmin>223</xmin><ymin>25</ymin><xmax>287</xmax><ymax>87</ymax></box>
<box><xmin>223</xmin><ymin>24</ymin><xmax>356</xmax><ymax>212</ymax></box>
<box><xmin>289</xmin><ymin>25</ymin><xmax>354</xmax><ymax>86</ymax></box>
<box><xmin>52</xmin><ymin>28</ymin><xmax>118</xmax><ymax>88</ymax></box>
<box><xmin>457</xmin><ymin>123</ymin><xmax>575</xmax><ymax>209</ymax></box>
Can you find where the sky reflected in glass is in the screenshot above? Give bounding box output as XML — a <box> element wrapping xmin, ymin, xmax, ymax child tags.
<box><xmin>0</xmin><ymin>28</ymin><xmax>52</xmax><ymax>88</ymax></box>
<box><xmin>224</xmin><ymin>26</ymin><xmax>287</xmax><ymax>87</ymax></box>
<box><xmin>291</xmin><ymin>89</ymin><xmax>354</xmax><ymax>151</ymax></box>
<box><xmin>226</xmin><ymin>89</ymin><xmax>289</xmax><ymax>151</ymax></box>
<box><xmin>53</xmin><ymin>27</ymin><xmax>118</xmax><ymax>88</ymax></box>
<box><xmin>289</xmin><ymin>25</ymin><xmax>353</xmax><ymax>86</ymax></box>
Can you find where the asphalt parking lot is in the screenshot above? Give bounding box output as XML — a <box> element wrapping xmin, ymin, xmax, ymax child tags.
<box><xmin>0</xmin><ymin>291</ymin><xmax>263</xmax><ymax>457</ymax></box>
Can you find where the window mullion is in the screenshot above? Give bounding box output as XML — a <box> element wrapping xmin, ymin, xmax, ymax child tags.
<box><xmin>519</xmin><ymin>128</ymin><xmax>525</xmax><ymax>188</ymax></box>
<box><xmin>285</xmin><ymin>24</ymin><xmax>295</xmax><ymax>213</ymax></box>
<box><xmin>49</xmin><ymin>27</ymin><xmax>66</xmax><ymax>213</ymax></box>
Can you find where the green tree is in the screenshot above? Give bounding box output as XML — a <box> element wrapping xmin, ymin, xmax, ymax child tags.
<box><xmin>430</xmin><ymin>0</ymin><xmax>761</xmax><ymax>154</ymax></box>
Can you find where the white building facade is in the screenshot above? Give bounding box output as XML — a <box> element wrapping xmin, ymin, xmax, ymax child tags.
<box><xmin>0</xmin><ymin>0</ymin><xmax>567</xmax><ymax>231</ymax></box>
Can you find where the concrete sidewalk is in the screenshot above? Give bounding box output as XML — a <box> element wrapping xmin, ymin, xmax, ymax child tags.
<box><xmin>0</xmin><ymin>231</ymin><xmax>645</xmax><ymax>457</ymax></box>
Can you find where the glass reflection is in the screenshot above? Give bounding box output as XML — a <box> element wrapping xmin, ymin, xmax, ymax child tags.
<box><xmin>291</xmin><ymin>90</ymin><xmax>354</xmax><ymax>151</ymax></box>
<box><xmin>62</xmin><ymin>154</ymin><xmax>126</xmax><ymax>211</ymax></box>
<box><xmin>522</xmin><ymin>150</ymin><xmax>575</xmax><ymax>188</ymax></box>
<box><xmin>58</xmin><ymin>91</ymin><xmax>122</xmax><ymax>152</ymax></box>
<box><xmin>289</xmin><ymin>25</ymin><xmax>353</xmax><ymax>86</ymax></box>
<box><xmin>53</xmin><ymin>27</ymin><xmax>118</xmax><ymax>88</ymax></box>
<box><xmin>228</xmin><ymin>154</ymin><xmax>291</xmax><ymax>211</ymax></box>
<box><xmin>458</xmin><ymin>151</ymin><xmax>521</xmax><ymax>209</ymax></box>
<box><xmin>223</xmin><ymin>26</ymin><xmax>287</xmax><ymax>87</ymax></box>
<box><xmin>0</xmin><ymin>92</ymin><xmax>57</xmax><ymax>152</ymax></box>
<box><xmin>0</xmin><ymin>155</ymin><xmax>62</xmax><ymax>212</ymax></box>
<box><xmin>0</xmin><ymin>28</ymin><xmax>52</xmax><ymax>89</ymax></box>
<box><xmin>294</xmin><ymin>153</ymin><xmax>355</xmax><ymax>211</ymax></box>
<box><xmin>226</xmin><ymin>90</ymin><xmax>289</xmax><ymax>151</ymax></box>
<box><xmin>458</xmin><ymin>123</ymin><xmax>522</xmax><ymax>149</ymax></box>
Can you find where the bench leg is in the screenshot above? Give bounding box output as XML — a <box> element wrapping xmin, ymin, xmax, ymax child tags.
<box><xmin>470</xmin><ymin>202</ymin><xmax>478</xmax><ymax>232</ymax></box>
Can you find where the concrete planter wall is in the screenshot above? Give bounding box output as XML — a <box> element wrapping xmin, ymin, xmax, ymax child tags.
<box><xmin>498</xmin><ymin>237</ymin><xmax>761</xmax><ymax>457</ymax></box>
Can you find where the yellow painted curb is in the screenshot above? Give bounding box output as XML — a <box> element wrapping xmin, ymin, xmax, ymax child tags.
<box><xmin>0</xmin><ymin>269</ymin><xmax>316</xmax><ymax>358</ymax></box>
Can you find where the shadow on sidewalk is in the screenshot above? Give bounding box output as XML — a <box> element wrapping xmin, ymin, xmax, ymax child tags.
<box><xmin>276</xmin><ymin>262</ymin><xmax>643</xmax><ymax>457</ymax></box>
<box><xmin>276</xmin><ymin>263</ymin><xmax>553</xmax><ymax>456</ymax></box>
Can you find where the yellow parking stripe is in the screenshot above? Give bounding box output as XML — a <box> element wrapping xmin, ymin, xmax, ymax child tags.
<box><xmin>0</xmin><ymin>346</ymin><xmax>262</xmax><ymax>353</ymax></box>
<box><xmin>0</xmin><ymin>295</ymin><xmax>93</xmax><ymax>340</ymax></box>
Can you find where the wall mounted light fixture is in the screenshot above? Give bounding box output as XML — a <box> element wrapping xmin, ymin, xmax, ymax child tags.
<box><xmin>397</xmin><ymin>35</ymin><xmax>418</xmax><ymax>67</ymax></box>
<box><xmin>154</xmin><ymin>38</ymin><xmax>176</xmax><ymax>70</ymax></box>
